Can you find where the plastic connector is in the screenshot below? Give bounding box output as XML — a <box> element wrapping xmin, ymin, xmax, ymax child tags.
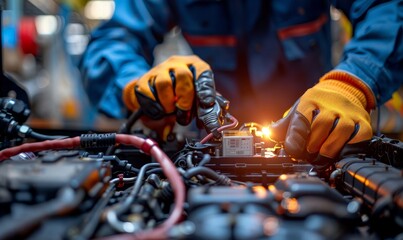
<box><xmin>0</xmin><ymin>98</ymin><xmax>30</xmax><ymax>124</ymax></box>
<box><xmin>0</xmin><ymin>111</ymin><xmax>19</xmax><ymax>137</ymax></box>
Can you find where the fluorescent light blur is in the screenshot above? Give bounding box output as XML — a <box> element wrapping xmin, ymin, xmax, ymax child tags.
<box><xmin>85</xmin><ymin>0</ymin><xmax>115</xmax><ymax>20</ymax></box>
<box><xmin>35</xmin><ymin>15</ymin><xmax>59</xmax><ymax>35</ymax></box>
<box><xmin>330</xmin><ymin>6</ymin><xmax>341</xmax><ymax>21</ymax></box>
<box><xmin>65</xmin><ymin>24</ymin><xmax>89</xmax><ymax>55</ymax></box>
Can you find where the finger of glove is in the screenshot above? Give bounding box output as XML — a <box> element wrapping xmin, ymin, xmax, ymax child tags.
<box><xmin>135</xmin><ymin>73</ymin><xmax>167</xmax><ymax>119</ymax></box>
<box><xmin>164</xmin><ymin>55</ymin><xmax>211</xmax><ymax>108</ymax></box>
<box><xmin>173</xmin><ymin>66</ymin><xmax>195</xmax><ymax>125</ymax></box>
<box><xmin>185</xmin><ymin>55</ymin><xmax>211</xmax><ymax>78</ymax></box>
<box><xmin>339</xmin><ymin>140</ymin><xmax>371</xmax><ymax>157</ymax></box>
<box><xmin>270</xmin><ymin>101</ymin><xmax>299</xmax><ymax>143</ymax></box>
<box><xmin>173</xmin><ymin>65</ymin><xmax>195</xmax><ymax>111</ymax></box>
<box><xmin>306</xmin><ymin>111</ymin><xmax>339</xmax><ymax>155</ymax></box>
<box><xmin>135</xmin><ymin>74</ymin><xmax>157</xmax><ymax>102</ymax></box>
<box><xmin>284</xmin><ymin>110</ymin><xmax>311</xmax><ymax>158</ymax></box>
<box><xmin>135</xmin><ymin>90</ymin><xmax>165</xmax><ymax>120</ymax></box>
<box><xmin>154</xmin><ymin>71</ymin><xmax>176</xmax><ymax>114</ymax></box>
<box><xmin>195</xmin><ymin>70</ymin><xmax>216</xmax><ymax>107</ymax></box>
<box><xmin>168</xmin><ymin>55</ymin><xmax>211</xmax><ymax>80</ymax></box>
<box><xmin>348</xmin><ymin>119</ymin><xmax>373</xmax><ymax>144</ymax></box>
<box><xmin>123</xmin><ymin>80</ymin><xmax>140</xmax><ymax>111</ymax></box>
<box><xmin>317</xmin><ymin>117</ymin><xmax>355</xmax><ymax>159</ymax></box>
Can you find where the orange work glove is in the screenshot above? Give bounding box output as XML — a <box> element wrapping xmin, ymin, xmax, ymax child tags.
<box><xmin>271</xmin><ymin>71</ymin><xmax>376</xmax><ymax>166</ymax></box>
<box><xmin>123</xmin><ymin>55</ymin><xmax>228</xmax><ymax>135</ymax></box>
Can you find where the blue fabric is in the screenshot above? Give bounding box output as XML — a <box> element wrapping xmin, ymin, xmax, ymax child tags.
<box><xmin>334</xmin><ymin>0</ymin><xmax>403</xmax><ymax>104</ymax></box>
<box><xmin>80</xmin><ymin>0</ymin><xmax>403</xmax><ymax>123</ymax></box>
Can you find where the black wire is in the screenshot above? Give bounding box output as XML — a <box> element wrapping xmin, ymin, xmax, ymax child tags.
<box><xmin>118</xmin><ymin>109</ymin><xmax>144</xmax><ymax>134</ymax></box>
<box><xmin>146</xmin><ymin>168</ymin><xmax>163</xmax><ymax>176</ymax></box>
<box><xmin>106</xmin><ymin>109</ymin><xmax>143</xmax><ymax>155</ymax></box>
<box><xmin>28</xmin><ymin>130</ymin><xmax>68</xmax><ymax>140</ymax></box>
<box><xmin>198</xmin><ymin>153</ymin><xmax>211</xmax><ymax>166</ymax></box>
<box><xmin>103</xmin><ymin>155</ymin><xmax>140</xmax><ymax>174</ymax></box>
<box><xmin>184</xmin><ymin>167</ymin><xmax>221</xmax><ymax>179</ymax></box>
<box><xmin>111</xmin><ymin>163</ymin><xmax>160</xmax><ymax>216</ymax></box>
<box><xmin>185</xmin><ymin>140</ymin><xmax>212</xmax><ymax>150</ymax></box>
<box><xmin>184</xmin><ymin>166</ymin><xmax>232</xmax><ymax>186</ymax></box>
<box><xmin>73</xmin><ymin>184</ymin><xmax>116</xmax><ymax>240</ymax></box>
<box><xmin>174</xmin><ymin>152</ymin><xmax>191</xmax><ymax>166</ymax></box>
<box><xmin>129</xmin><ymin>162</ymin><xmax>160</xmax><ymax>199</ymax></box>
<box><xmin>172</xmin><ymin>149</ymin><xmax>189</xmax><ymax>163</ymax></box>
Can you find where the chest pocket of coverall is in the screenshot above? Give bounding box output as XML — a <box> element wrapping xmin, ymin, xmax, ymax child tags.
<box><xmin>178</xmin><ymin>0</ymin><xmax>237</xmax><ymax>72</ymax></box>
<box><xmin>271</xmin><ymin>0</ymin><xmax>330</xmax><ymax>62</ymax></box>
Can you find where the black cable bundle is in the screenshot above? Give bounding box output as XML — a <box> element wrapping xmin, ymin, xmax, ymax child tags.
<box><xmin>80</xmin><ymin>133</ymin><xmax>116</xmax><ymax>148</ymax></box>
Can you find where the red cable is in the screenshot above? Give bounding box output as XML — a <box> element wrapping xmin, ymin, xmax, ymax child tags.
<box><xmin>0</xmin><ymin>137</ymin><xmax>81</xmax><ymax>161</ymax></box>
<box><xmin>0</xmin><ymin>134</ymin><xmax>186</xmax><ymax>240</ymax></box>
<box><xmin>112</xmin><ymin>134</ymin><xmax>186</xmax><ymax>240</ymax></box>
<box><xmin>200</xmin><ymin>115</ymin><xmax>239</xmax><ymax>144</ymax></box>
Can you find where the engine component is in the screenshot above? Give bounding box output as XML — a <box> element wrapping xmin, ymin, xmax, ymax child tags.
<box><xmin>185</xmin><ymin>186</ymin><xmax>274</xmax><ymax>239</ymax></box>
<box><xmin>368</xmin><ymin>135</ymin><xmax>403</xmax><ymax>168</ymax></box>
<box><xmin>182</xmin><ymin>174</ymin><xmax>363</xmax><ymax>240</ymax></box>
<box><xmin>335</xmin><ymin>156</ymin><xmax>403</xmax><ymax>207</ymax></box>
<box><xmin>205</xmin><ymin>155</ymin><xmax>312</xmax><ymax>185</ymax></box>
<box><xmin>222</xmin><ymin>130</ymin><xmax>254</xmax><ymax>156</ymax></box>
<box><xmin>334</xmin><ymin>155</ymin><xmax>403</xmax><ymax>237</ymax></box>
<box><xmin>0</xmin><ymin>128</ymin><xmax>402</xmax><ymax>240</ymax></box>
<box><xmin>0</xmin><ymin>150</ymin><xmax>111</xmax><ymax>240</ymax></box>
<box><xmin>0</xmin><ymin>98</ymin><xmax>30</xmax><ymax>124</ymax></box>
<box><xmin>270</xmin><ymin>173</ymin><xmax>360</xmax><ymax>220</ymax></box>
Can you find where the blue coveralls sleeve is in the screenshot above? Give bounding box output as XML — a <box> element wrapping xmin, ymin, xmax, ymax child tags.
<box><xmin>333</xmin><ymin>0</ymin><xmax>403</xmax><ymax>105</ymax></box>
<box><xmin>80</xmin><ymin>1</ymin><xmax>174</xmax><ymax>118</ymax></box>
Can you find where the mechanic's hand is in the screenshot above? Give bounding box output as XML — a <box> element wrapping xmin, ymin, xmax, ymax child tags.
<box><xmin>123</xmin><ymin>55</ymin><xmax>226</xmax><ymax>135</ymax></box>
<box><xmin>270</xmin><ymin>71</ymin><xmax>376</xmax><ymax>166</ymax></box>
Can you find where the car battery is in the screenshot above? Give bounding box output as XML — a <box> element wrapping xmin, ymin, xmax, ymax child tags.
<box><xmin>222</xmin><ymin>130</ymin><xmax>254</xmax><ymax>156</ymax></box>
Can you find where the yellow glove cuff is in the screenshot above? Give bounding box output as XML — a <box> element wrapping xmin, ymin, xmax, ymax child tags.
<box><xmin>319</xmin><ymin>71</ymin><xmax>376</xmax><ymax>111</ymax></box>
<box><xmin>123</xmin><ymin>79</ymin><xmax>139</xmax><ymax>112</ymax></box>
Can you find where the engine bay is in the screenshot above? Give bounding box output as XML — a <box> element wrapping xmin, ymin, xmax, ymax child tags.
<box><xmin>0</xmin><ymin>113</ymin><xmax>402</xmax><ymax>240</ymax></box>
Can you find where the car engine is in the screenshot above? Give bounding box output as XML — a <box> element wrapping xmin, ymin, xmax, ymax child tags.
<box><xmin>0</xmin><ymin>104</ymin><xmax>402</xmax><ymax>240</ymax></box>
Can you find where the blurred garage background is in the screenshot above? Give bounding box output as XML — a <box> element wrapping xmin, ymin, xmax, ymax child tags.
<box><xmin>1</xmin><ymin>0</ymin><xmax>402</xmax><ymax>139</ymax></box>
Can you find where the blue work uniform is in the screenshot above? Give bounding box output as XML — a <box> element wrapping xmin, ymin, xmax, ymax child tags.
<box><xmin>80</xmin><ymin>0</ymin><xmax>403</xmax><ymax>125</ymax></box>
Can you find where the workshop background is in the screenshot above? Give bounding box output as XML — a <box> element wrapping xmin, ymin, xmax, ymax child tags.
<box><xmin>2</xmin><ymin>0</ymin><xmax>402</xmax><ymax>139</ymax></box>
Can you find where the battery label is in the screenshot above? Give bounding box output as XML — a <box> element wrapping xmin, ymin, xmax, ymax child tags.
<box><xmin>223</xmin><ymin>131</ymin><xmax>253</xmax><ymax>156</ymax></box>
